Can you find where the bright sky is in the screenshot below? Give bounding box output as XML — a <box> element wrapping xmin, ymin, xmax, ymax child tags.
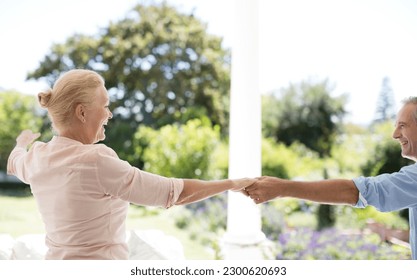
<box><xmin>1</xmin><ymin>0</ymin><xmax>417</xmax><ymax>124</ymax></box>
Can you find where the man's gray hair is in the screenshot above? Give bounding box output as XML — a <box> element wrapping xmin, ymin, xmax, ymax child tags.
<box><xmin>402</xmin><ymin>96</ymin><xmax>417</xmax><ymax>122</ymax></box>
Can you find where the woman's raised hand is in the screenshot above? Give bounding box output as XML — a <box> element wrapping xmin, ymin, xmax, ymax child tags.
<box><xmin>16</xmin><ymin>130</ymin><xmax>41</xmax><ymax>148</ymax></box>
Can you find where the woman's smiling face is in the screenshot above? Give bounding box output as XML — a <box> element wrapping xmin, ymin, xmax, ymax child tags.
<box><xmin>83</xmin><ymin>85</ymin><xmax>113</xmax><ymax>144</ymax></box>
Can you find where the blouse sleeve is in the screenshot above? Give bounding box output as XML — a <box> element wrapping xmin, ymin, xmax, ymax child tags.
<box><xmin>95</xmin><ymin>145</ymin><xmax>183</xmax><ymax>208</ymax></box>
<box><xmin>7</xmin><ymin>146</ymin><xmax>31</xmax><ymax>184</ymax></box>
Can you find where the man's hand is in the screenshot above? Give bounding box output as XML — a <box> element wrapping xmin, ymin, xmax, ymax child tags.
<box><xmin>245</xmin><ymin>176</ymin><xmax>286</xmax><ymax>204</ymax></box>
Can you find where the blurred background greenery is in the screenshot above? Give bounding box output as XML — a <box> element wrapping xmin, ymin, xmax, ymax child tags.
<box><xmin>0</xmin><ymin>2</ymin><xmax>412</xmax><ymax>259</ymax></box>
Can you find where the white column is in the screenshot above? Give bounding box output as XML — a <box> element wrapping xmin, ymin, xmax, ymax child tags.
<box><xmin>222</xmin><ymin>0</ymin><xmax>265</xmax><ymax>259</ymax></box>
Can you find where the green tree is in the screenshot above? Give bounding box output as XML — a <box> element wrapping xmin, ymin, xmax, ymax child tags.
<box><xmin>330</xmin><ymin>123</ymin><xmax>375</xmax><ymax>177</ymax></box>
<box><xmin>271</xmin><ymin>79</ymin><xmax>348</xmax><ymax>158</ymax></box>
<box><xmin>0</xmin><ymin>91</ymin><xmax>43</xmax><ymax>171</ymax></box>
<box><xmin>261</xmin><ymin>94</ymin><xmax>280</xmax><ymax>138</ymax></box>
<box><xmin>266</xmin><ymin>79</ymin><xmax>348</xmax><ymax>230</ymax></box>
<box><xmin>362</xmin><ymin>121</ymin><xmax>412</xmax><ymax>177</ymax></box>
<box><xmin>27</xmin><ymin>2</ymin><xmax>231</xmax><ymax>164</ymax></box>
<box><xmin>374</xmin><ymin>77</ymin><xmax>396</xmax><ymax>124</ymax></box>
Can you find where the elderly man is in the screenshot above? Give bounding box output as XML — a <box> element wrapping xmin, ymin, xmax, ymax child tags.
<box><xmin>246</xmin><ymin>97</ymin><xmax>417</xmax><ymax>259</ymax></box>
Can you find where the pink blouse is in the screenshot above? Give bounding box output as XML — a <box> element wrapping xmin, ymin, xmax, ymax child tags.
<box><xmin>7</xmin><ymin>136</ymin><xmax>183</xmax><ymax>260</ymax></box>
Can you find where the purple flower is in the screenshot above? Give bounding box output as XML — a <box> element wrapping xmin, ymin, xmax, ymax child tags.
<box><xmin>275</xmin><ymin>227</ymin><xmax>410</xmax><ymax>260</ymax></box>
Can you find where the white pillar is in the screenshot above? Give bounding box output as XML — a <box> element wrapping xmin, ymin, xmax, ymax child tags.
<box><xmin>222</xmin><ymin>0</ymin><xmax>265</xmax><ymax>259</ymax></box>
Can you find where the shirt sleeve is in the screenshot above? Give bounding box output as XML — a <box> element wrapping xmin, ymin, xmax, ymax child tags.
<box><xmin>95</xmin><ymin>145</ymin><xmax>184</xmax><ymax>208</ymax></box>
<box><xmin>7</xmin><ymin>146</ymin><xmax>31</xmax><ymax>184</ymax></box>
<box><xmin>353</xmin><ymin>163</ymin><xmax>417</xmax><ymax>211</ymax></box>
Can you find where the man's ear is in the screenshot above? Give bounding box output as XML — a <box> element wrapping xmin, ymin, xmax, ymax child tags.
<box><xmin>75</xmin><ymin>104</ymin><xmax>86</xmax><ymax>123</ymax></box>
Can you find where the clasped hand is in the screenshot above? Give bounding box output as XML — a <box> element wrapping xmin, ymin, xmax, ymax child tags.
<box><xmin>242</xmin><ymin>176</ymin><xmax>282</xmax><ymax>204</ymax></box>
<box><xmin>231</xmin><ymin>177</ymin><xmax>270</xmax><ymax>204</ymax></box>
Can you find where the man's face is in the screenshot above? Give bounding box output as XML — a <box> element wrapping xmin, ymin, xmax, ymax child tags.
<box><xmin>392</xmin><ymin>103</ymin><xmax>417</xmax><ymax>161</ymax></box>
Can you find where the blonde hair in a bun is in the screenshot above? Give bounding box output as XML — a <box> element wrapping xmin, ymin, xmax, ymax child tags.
<box><xmin>37</xmin><ymin>89</ymin><xmax>53</xmax><ymax>108</ymax></box>
<box><xmin>38</xmin><ymin>69</ymin><xmax>104</xmax><ymax>133</ymax></box>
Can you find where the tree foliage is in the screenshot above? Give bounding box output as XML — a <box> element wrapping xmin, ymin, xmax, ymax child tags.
<box><xmin>264</xmin><ymin>79</ymin><xmax>348</xmax><ymax>158</ymax></box>
<box><xmin>0</xmin><ymin>91</ymin><xmax>43</xmax><ymax>170</ymax></box>
<box><xmin>262</xmin><ymin>79</ymin><xmax>348</xmax><ymax>229</ymax></box>
<box><xmin>361</xmin><ymin>121</ymin><xmax>412</xmax><ymax>177</ymax></box>
<box><xmin>133</xmin><ymin>118</ymin><xmax>221</xmax><ymax>179</ymax></box>
<box><xmin>27</xmin><ymin>2</ymin><xmax>231</xmax><ymax>163</ymax></box>
<box><xmin>373</xmin><ymin>77</ymin><xmax>396</xmax><ymax>124</ymax></box>
<box><xmin>261</xmin><ymin>138</ymin><xmax>324</xmax><ymax>179</ymax></box>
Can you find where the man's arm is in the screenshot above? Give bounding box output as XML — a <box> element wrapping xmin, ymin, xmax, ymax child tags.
<box><xmin>245</xmin><ymin>176</ymin><xmax>359</xmax><ymax>205</ymax></box>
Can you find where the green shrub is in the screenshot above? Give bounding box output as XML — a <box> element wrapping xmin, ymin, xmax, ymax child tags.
<box><xmin>134</xmin><ymin>118</ymin><xmax>221</xmax><ymax>179</ymax></box>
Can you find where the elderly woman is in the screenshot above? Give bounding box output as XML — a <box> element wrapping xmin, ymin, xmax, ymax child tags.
<box><xmin>7</xmin><ymin>69</ymin><xmax>254</xmax><ymax>260</ymax></box>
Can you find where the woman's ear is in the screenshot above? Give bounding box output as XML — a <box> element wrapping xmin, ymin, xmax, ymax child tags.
<box><xmin>75</xmin><ymin>104</ymin><xmax>86</xmax><ymax>123</ymax></box>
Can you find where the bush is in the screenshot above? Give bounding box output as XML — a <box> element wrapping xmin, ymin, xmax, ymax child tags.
<box><xmin>0</xmin><ymin>182</ymin><xmax>31</xmax><ymax>197</ymax></box>
<box><xmin>134</xmin><ymin>118</ymin><xmax>222</xmax><ymax>179</ymax></box>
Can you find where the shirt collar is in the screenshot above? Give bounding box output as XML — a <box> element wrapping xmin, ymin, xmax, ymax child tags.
<box><xmin>52</xmin><ymin>135</ymin><xmax>84</xmax><ymax>146</ymax></box>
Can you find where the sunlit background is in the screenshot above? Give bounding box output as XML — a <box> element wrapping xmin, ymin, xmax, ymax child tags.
<box><xmin>1</xmin><ymin>0</ymin><xmax>416</xmax><ymax>260</ymax></box>
<box><xmin>1</xmin><ymin>0</ymin><xmax>417</xmax><ymax>124</ymax></box>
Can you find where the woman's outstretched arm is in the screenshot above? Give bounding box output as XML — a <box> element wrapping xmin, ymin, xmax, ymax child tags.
<box><xmin>175</xmin><ymin>178</ymin><xmax>256</xmax><ymax>205</ymax></box>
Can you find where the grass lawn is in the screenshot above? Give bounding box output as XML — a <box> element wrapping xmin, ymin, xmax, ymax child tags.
<box><xmin>0</xmin><ymin>194</ymin><xmax>212</xmax><ymax>259</ymax></box>
<box><xmin>0</xmin><ymin>195</ymin><xmax>45</xmax><ymax>236</ymax></box>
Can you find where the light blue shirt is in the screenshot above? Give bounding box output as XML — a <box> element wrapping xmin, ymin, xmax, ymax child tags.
<box><xmin>353</xmin><ymin>163</ymin><xmax>417</xmax><ymax>260</ymax></box>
